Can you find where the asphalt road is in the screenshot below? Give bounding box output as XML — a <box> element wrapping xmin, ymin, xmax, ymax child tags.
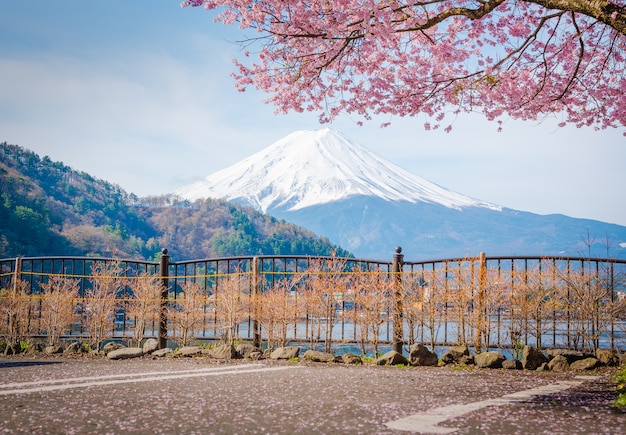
<box><xmin>0</xmin><ymin>356</ymin><xmax>624</xmax><ymax>434</ymax></box>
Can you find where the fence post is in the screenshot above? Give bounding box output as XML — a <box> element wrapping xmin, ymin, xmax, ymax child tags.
<box><xmin>9</xmin><ymin>257</ymin><xmax>23</xmax><ymax>345</ymax></box>
<box><xmin>252</xmin><ymin>256</ymin><xmax>261</xmax><ymax>348</ymax></box>
<box><xmin>158</xmin><ymin>249</ymin><xmax>170</xmax><ymax>349</ymax></box>
<box><xmin>610</xmin><ymin>262</ymin><xmax>615</xmax><ymax>351</ymax></box>
<box><xmin>475</xmin><ymin>252</ymin><xmax>487</xmax><ymax>353</ymax></box>
<box><xmin>392</xmin><ymin>247</ymin><xmax>404</xmax><ymax>354</ymax></box>
<box><xmin>13</xmin><ymin>257</ymin><xmax>22</xmax><ymax>292</ymax></box>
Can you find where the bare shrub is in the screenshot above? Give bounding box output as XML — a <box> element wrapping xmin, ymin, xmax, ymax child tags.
<box><xmin>446</xmin><ymin>258</ymin><xmax>477</xmax><ymax>346</ymax></box>
<box><xmin>410</xmin><ymin>267</ymin><xmax>448</xmax><ymax>351</ymax></box>
<box><xmin>126</xmin><ymin>272</ymin><xmax>161</xmax><ymax>346</ymax></box>
<box><xmin>0</xmin><ymin>278</ymin><xmax>33</xmax><ymax>353</ymax></box>
<box><xmin>353</xmin><ymin>267</ymin><xmax>389</xmax><ymax>356</ymax></box>
<box><xmin>82</xmin><ymin>261</ymin><xmax>127</xmax><ymax>351</ymax></box>
<box><xmin>611</xmin><ymin>286</ymin><xmax>626</xmax><ymax>348</ymax></box>
<box><xmin>506</xmin><ymin>264</ymin><xmax>539</xmax><ymax>350</ymax></box>
<box><xmin>302</xmin><ymin>256</ymin><xmax>348</xmax><ymax>353</ymax></box>
<box><xmin>257</xmin><ymin>276</ymin><xmax>300</xmax><ymax>350</ymax></box>
<box><xmin>554</xmin><ymin>261</ymin><xmax>616</xmax><ymax>352</ymax></box>
<box><xmin>39</xmin><ymin>276</ymin><xmax>80</xmax><ymax>347</ymax></box>
<box><xmin>523</xmin><ymin>261</ymin><xmax>560</xmax><ymax>349</ymax></box>
<box><xmin>480</xmin><ymin>266</ymin><xmax>509</xmax><ymax>350</ymax></box>
<box><xmin>214</xmin><ymin>272</ymin><xmax>250</xmax><ymax>346</ymax></box>
<box><xmin>170</xmin><ymin>281</ymin><xmax>207</xmax><ymax>347</ymax></box>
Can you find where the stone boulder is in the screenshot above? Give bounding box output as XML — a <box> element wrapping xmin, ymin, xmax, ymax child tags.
<box><xmin>548</xmin><ymin>355</ymin><xmax>570</xmax><ymax>372</ymax></box>
<box><xmin>203</xmin><ymin>344</ymin><xmax>239</xmax><ymax>359</ymax></box>
<box><xmin>536</xmin><ymin>362</ymin><xmax>550</xmax><ymax>371</ymax></box>
<box><xmin>152</xmin><ymin>348</ymin><xmax>173</xmax><ymax>358</ymax></box>
<box><xmin>595</xmin><ymin>349</ymin><xmax>619</xmax><ymax>366</ymax></box>
<box><xmin>236</xmin><ymin>343</ymin><xmax>262</xmax><ymax>359</ymax></box>
<box><xmin>303</xmin><ymin>350</ymin><xmax>335</xmax><ymax>363</ymax></box>
<box><xmin>409</xmin><ymin>344</ymin><xmax>439</xmax><ymax>367</ymax></box>
<box><xmin>102</xmin><ymin>341</ymin><xmax>126</xmax><ymax>355</ymax></box>
<box><xmin>441</xmin><ymin>345</ymin><xmax>474</xmax><ymax>365</ymax></box>
<box><xmin>270</xmin><ymin>346</ymin><xmax>300</xmax><ymax>360</ymax></box>
<box><xmin>522</xmin><ymin>346</ymin><xmax>548</xmax><ymax>370</ymax></box>
<box><xmin>547</xmin><ymin>348</ymin><xmax>593</xmax><ymax>364</ymax></box>
<box><xmin>375</xmin><ymin>350</ymin><xmax>409</xmax><ymax>366</ymax></box>
<box><xmin>64</xmin><ymin>341</ymin><xmax>87</xmax><ymax>354</ymax></box>
<box><xmin>107</xmin><ymin>347</ymin><xmax>143</xmax><ymax>360</ymax></box>
<box><xmin>44</xmin><ymin>345</ymin><xmax>64</xmax><ymax>355</ymax></box>
<box><xmin>142</xmin><ymin>339</ymin><xmax>159</xmax><ymax>354</ymax></box>
<box><xmin>502</xmin><ymin>359</ymin><xmax>522</xmax><ymax>370</ymax></box>
<box><xmin>340</xmin><ymin>353</ymin><xmax>362</xmax><ymax>365</ymax></box>
<box><xmin>570</xmin><ymin>357</ymin><xmax>600</xmax><ymax>371</ymax></box>
<box><xmin>177</xmin><ymin>346</ymin><xmax>202</xmax><ymax>357</ymax></box>
<box><xmin>248</xmin><ymin>351</ymin><xmax>264</xmax><ymax>361</ymax></box>
<box><xmin>475</xmin><ymin>351</ymin><xmax>506</xmax><ymax>369</ymax></box>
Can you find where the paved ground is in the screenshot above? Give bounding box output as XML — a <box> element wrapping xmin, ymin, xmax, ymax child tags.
<box><xmin>0</xmin><ymin>356</ymin><xmax>624</xmax><ymax>434</ymax></box>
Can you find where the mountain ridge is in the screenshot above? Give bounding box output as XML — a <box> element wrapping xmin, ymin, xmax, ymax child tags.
<box><xmin>176</xmin><ymin>128</ymin><xmax>501</xmax><ymax>213</ymax></box>
<box><xmin>0</xmin><ymin>141</ymin><xmax>348</xmax><ymax>259</ymax></box>
<box><xmin>176</xmin><ymin>129</ymin><xmax>626</xmax><ymax>259</ymax></box>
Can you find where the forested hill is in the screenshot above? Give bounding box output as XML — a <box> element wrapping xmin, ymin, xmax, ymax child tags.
<box><xmin>0</xmin><ymin>142</ymin><xmax>350</xmax><ymax>260</ymax></box>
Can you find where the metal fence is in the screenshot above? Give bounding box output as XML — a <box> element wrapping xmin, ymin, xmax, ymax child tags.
<box><xmin>1</xmin><ymin>248</ymin><xmax>625</xmax><ymax>353</ymax></box>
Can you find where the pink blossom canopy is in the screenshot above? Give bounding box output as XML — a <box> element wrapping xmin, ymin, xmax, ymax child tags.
<box><xmin>182</xmin><ymin>0</ymin><xmax>626</xmax><ymax>132</ymax></box>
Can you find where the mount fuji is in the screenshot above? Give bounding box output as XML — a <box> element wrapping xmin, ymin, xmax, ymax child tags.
<box><xmin>176</xmin><ymin>129</ymin><xmax>626</xmax><ymax>260</ymax></box>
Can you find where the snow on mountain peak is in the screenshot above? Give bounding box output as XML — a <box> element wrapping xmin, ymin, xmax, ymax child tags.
<box><xmin>176</xmin><ymin>128</ymin><xmax>501</xmax><ymax>213</ymax></box>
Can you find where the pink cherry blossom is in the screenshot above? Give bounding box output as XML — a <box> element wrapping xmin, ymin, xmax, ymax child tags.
<box><xmin>182</xmin><ymin>1</ymin><xmax>626</xmax><ymax>132</ymax></box>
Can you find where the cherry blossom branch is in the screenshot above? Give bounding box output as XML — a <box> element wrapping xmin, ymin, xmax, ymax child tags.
<box><xmin>182</xmin><ymin>0</ymin><xmax>626</xmax><ymax>131</ymax></box>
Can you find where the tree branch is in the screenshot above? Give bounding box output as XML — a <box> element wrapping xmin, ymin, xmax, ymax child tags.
<box><xmin>527</xmin><ymin>0</ymin><xmax>626</xmax><ymax>35</ymax></box>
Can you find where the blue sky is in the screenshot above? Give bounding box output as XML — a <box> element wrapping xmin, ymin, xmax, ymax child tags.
<box><xmin>1</xmin><ymin>1</ymin><xmax>625</xmax><ymax>228</ymax></box>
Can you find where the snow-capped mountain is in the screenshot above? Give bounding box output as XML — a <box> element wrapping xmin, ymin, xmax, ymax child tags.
<box><xmin>176</xmin><ymin>129</ymin><xmax>626</xmax><ymax>260</ymax></box>
<box><xmin>176</xmin><ymin>128</ymin><xmax>500</xmax><ymax>213</ymax></box>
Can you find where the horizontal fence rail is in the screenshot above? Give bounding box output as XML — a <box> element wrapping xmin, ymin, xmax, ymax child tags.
<box><xmin>1</xmin><ymin>249</ymin><xmax>625</xmax><ymax>355</ymax></box>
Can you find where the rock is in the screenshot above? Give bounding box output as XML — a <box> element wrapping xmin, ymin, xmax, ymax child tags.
<box><xmin>522</xmin><ymin>346</ymin><xmax>548</xmax><ymax>370</ymax></box>
<box><xmin>547</xmin><ymin>349</ymin><xmax>593</xmax><ymax>364</ymax></box>
<box><xmin>595</xmin><ymin>349</ymin><xmax>619</xmax><ymax>366</ymax></box>
<box><xmin>177</xmin><ymin>346</ymin><xmax>202</xmax><ymax>357</ymax></box>
<box><xmin>44</xmin><ymin>345</ymin><xmax>64</xmax><ymax>355</ymax></box>
<box><xmin>502</xmin><ymin>359</ymin><xmax>522</xmax><ymax>370</ymax></box>
<box><xmin>548</xmin><ymin>355</ymin><xmax>570</xmax><ymax>372</ymax></box>
<box><xmin>203</xmin><ymin>344</ymin><xmax>239</xmax><ymax>359</ymax></box>
<box><xmin>340</xmin><ymin>353</ymin><xmax>362</xmax><ymax>365</ymax></box>
<box><xmin>236</xmin><ymin>343</ymin><xmax>261</xmax><ymax>359</ymax></box>
<box><xmin>152</xmin><ymin>348</ymin><xmax>173</xmax><ymax>358</ymax></box>
<box><xmin>102</xmin><ymin>341</ymin><xmax>126</xmax><ymax>355</ymax></box>
<box><xmin>248</xmin><ymin>351</ymin><xmax>263</xmax><ymax>361</ymax></box>
<box><xmin>64</xmin><ymin>341</ymin><xmax>86</xmax><ymax>354</ymax></box>
<box><xmin>442</xmin><ymin>344</ymin><xmax>474</xmax><ymax>365</ymax></box>
<box><xmin>106</xmin><ymin>347</ymin><xmax>143</xmax><ymax>360</ymax></box>
<box><xmin>536</xmin><ymin>362</ymin><xmax>550</xmax><ymax>371</ymax></box>
<box><xmin>570</xmin><ymin>357</ymin><xmax>600</xmax><ymax>371</ymax></box>
<box><xmin>142</xmin><ymin>339</ymin><xmax>159</xmax><ymax>354</ymax></box>
<box><xmin>475</xmin><ymin>351</ymin><xmax>506</xmax><ymax>369</ymax></box>
<box><xmin>303</xmin><ymin>350</ymin><xmax>335</xmax><ymax>363</ymax></box>
<box><xmin>375</xmin><ymin>350</ymin><xmax>409</xmax><ymax>366</ymax></box>
<box><xmin>270</xmin><ymin>346</ymin><xmax>300</xmax><ymax>360</ymax></box>
<box><xmin>409</xmin><ymin>344</ymin><xmax>439</xmax><ymax>367</ymax></box>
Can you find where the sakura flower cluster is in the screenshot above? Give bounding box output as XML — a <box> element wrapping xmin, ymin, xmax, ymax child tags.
<box><xmin>183</xmin><ymin>0</ymin><xmax>626</xmax><ymax>132</ymax></box>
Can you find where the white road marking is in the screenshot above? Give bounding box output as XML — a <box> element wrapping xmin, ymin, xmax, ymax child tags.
<box><xmin>385</xmin><ymin>376</ymin><xmax>598</xmax><ymax>434</ymax></box>
<box><xmin>1</xmin><ymin>364</ymin><xmax>258</xmax><ymax>388</ymax></box>
<box><xmin>0</xmin><ymin>364</ymin><xmax>300</xmax><ymax>396</ymax></box>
